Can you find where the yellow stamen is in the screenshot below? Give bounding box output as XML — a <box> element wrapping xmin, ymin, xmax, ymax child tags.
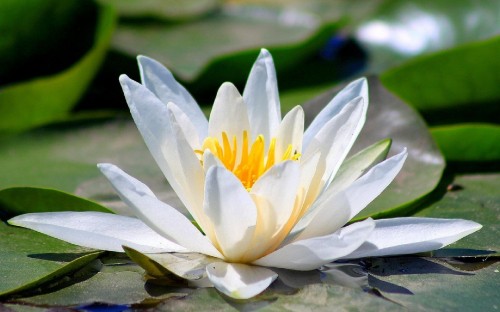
<box><xmin>196</xmin><ymin>131</ymin><xmax>300</xmax><ymax>190</ymax></box>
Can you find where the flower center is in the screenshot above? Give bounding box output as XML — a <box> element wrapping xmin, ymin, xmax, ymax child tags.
<box><xmin>195</xmin><ymin>131</ymin><xmax>300</xmax><ymax>189</ymax></box>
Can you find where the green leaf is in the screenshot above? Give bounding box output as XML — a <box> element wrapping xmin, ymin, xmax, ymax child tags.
<box><xmin>354</xmin><ymin>0</ymin><xmax>500</xmax><ymax>73</ymax></box>
<box><xmin>303</xmin><ymin>76</ymin><xmax>445</xmax><ymax>219</ymax></box>
<box><xmin>415</xmin><ymin>173</ymin><xmax>499</xmax><ymax>254</ymax></box>
<box><xmin>380</xmin><ymin>36</ymin><xmax>500</xmax><ymax>117</ymax></box>
<box><xmin>97</xmin><ymin>0</ymin><xmax>221</xmax><ymax>21</ymax></box>
<box><xmin>0</xmin><ymin>187</ymin><xmax>110</xmax><ymax>218</ymax></box>
<box><xmin>0</xmin><ymin>222</ymin><xmax>101</xmax><ymax>297</ymax></box>
<box><xmin>0</xmin><ymin>0</ymin><xmax>116</xmax><ymax>134</ymax></box>
<box><xmin>367</xmin><ymin>256</ymin><xmax>499</xmax><ymax>311</ymax></box>
<box><xmin>112</xmin><ymin>5</ymin><xmax>343</xmax><ymax>84</ymax></box>
<box><xmin>430</xmin><ymin>123</ymin><xmax>500</xmax><ymax>162</ymax></box>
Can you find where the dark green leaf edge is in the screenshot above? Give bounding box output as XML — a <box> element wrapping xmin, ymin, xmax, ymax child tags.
<box><xmin>0</xmin><ymin>250</ymin><xmax>102</xmax><ymax>298</ymax></box>
<box><xmin>178</xmin><ymin>19</ymin><xmax>346</xmax><ymax>84</ymax></box>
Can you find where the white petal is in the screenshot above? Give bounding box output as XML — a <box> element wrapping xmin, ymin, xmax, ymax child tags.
<box><xmin>208</xmin><ymin>82</ymin><xmax>250</xmax><ymax>145</ymax></box>
<box><xmin>243</xmin><ymin>161</ymin><xmax>301</xmax><ymax>260</ymax></box>
<box><xmin>342</xmin><ymin>217</ymin><xmax>483</xmax><ymax>259</ymax></box>
<box><xmin>206</xmin><ymin>262</ymin><xmax>277</xmax><ymax>299</ymax></box>
<box><xmin>253</xmin><ymin>218</ymin><xmax>375</xmax><ymax>271</ymax></box>
<box><xmin>8</xmin><ymin>212</ymin><xmax>184</xmax><ymax>253</ymax></box>
<box><xmin>301</xmin><ymin>97</ymin><xmax>367</xmax><ymax>208</ymax></box>
<box><xmin>344</xmin><ymin>148</ymin><xmax>407</xmax><ymax>220</ymax></box>
<box><xmin>275</xmin><ymin>105</ymin><xmax>304</xmax><ymax>158</ymax></box>
<box><xmin>167</xmin><ymin>102</ymin><xmax>200</xmax><ymax>149</ymax></box>
<box><xmin>119</xmin><ymin>75</ymin><xmax>204</xmax><ymax>223</ymax></box>
<box><xmin>204</xmin><ymin>166</ymin><xmax>257</xmax><ymax>261</ymax></box>
<box><xmin>303</xmin><ymin>78</ymin><xmax>368</xmax><ymax>150</ymax></box>
<box><xmin>292</xmin><ymin>149</ymin><xmax>407</xmax><ymax>241</ymax></box>
<box><xmin>243</xmin><ymin>48</ymin><xmax>281</xmax><ymax>143</ymax></box>
<box><xmin>98</xmin><ymin>163</ymin><xmax>222</xmax><ymax>258</ymax></box>
<box><xmin>137</xmin><ymin>55</ymin><xmax>208</xmax><ymax>139</ymax></box>
<box><xmin>119</xmin><ymin>75</ymin><xmax>174</xmax><ymax>175</ymax></box>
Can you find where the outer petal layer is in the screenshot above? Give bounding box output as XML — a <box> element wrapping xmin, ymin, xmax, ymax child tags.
<box><xmin>206</xmin><ymin>262</ymin><xmax>278</xmax><ymax>299</ymax></box>
<box><xmin>98</xmin><ymin>163</ymin><xmax>222</xmax><ymax>258</ymax></box>
<box><xmin>119</xmin><ymin>75</ymin><xmax>206</xmax><ymax>227</ymax></box>
<box><xmin>342</xmin><ymin>217</ymin><xmax>482</xmax><ymax>259</ymax></box>
<box><xmin>253</xmin><ymin>218</ymin><xmax>375</xmax><ymax>271</ymax></box>
<box><xmin>8</xmin><ymin>212</ymin><xmax>184</xmax><ymax>253</ymax></box>
<box><xmin>292</xmin><ymin>149</ymin><xmax>408</xmax><ymax>241</ymax></box>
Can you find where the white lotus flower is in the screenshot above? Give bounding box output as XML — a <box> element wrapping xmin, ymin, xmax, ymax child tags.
<box><xmin>9</xmin><ymin>49</ymin><xmax>481</xmax><ymax>299</ymax></box>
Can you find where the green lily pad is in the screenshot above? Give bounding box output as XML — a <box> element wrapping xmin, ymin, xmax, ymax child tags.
<box><xmin>367</xmin><ymin>256</ymin><xmax>499</xmax><ymax>311</ymax></box>
<box><xmin>415</xmin><ymin>173</ymin><xmax>499</xmax><ymax>254</ymax></box>
<box><xmin>430</xmin><ymin>123</ymin><xmax>500</xmax><ymax>162</ymax></box>
<box><xmin>14</xmin><ymin>256</ymin><xmax>400</xmax><ymax>310</ymax></box>
<box><xmin>112</xmin><ymin>4</ymin><xmax>343</xmax><ymax>84</ymax></box>
<box><xmin>303</xmin><ymin>76</ymin><xmax>445</xmax><ymax>219</ymax></box>
<box><xmin>0</xmin><ymin>0</ymin><xmax>116</xmax><ymax>134</ymax></box>
<box><xmin>97</xmin><ymin>0</ymin><xmax>221</xmax><ymax>21</ymax></box>
<box><xmin>354</xmin><ymin>0</ymin><xmax>500</xmax><ymax>73</ymax></box>
<box><xmin>0</xmin><ymin>222</ymin><xmax>101</xmax><ymax>297</ymax></box>
<box><xmin>380</xmin><ymin>36</ymin><xmax>500</xmax><ymax>120</ymax></box>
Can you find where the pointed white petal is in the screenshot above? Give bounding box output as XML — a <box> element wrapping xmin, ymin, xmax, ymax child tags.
<box><xmin>98</xmin><ymin>163</ymin><xmax>222</xmax><ymax>258</ymax></box>
<box><xmin>137</xmin><ymin>55</ymin><xmax>208</xmax><ymax>139</ymax></box>
<box><xmin>206</xmin><ymin>262</ymin><xmax>277</xmax><ymax>299</ymax></box>
<box><xmin>344</xmin><ymin>148</ymin><xmax>407</xmax><ymax>220</ymax></box>
<box><xmin>292</xmin><ymin>149</ymin><xmax>407</xmax><ymax>241</ymax></box>
<box><xmin>342</xmin><ymin>217</ymin><xmax>482</xmax><ymax>259</ymax></box>
<box><xmin>275</xmin><ymin>105</ymin><xmax>304</xmax><ymax>158</ymax></box>
<box><xmin>204</xmin><ymin>166</ymin><xmax>257</xmax><ymax>261</ymax></box>
<box><xmin>302</xmin><ymin>97</ymin><xmax>367</xmax><ymax>207</ymax></box>
<box><xmin>243</xmin><ymin>48</ymin><xmax>281</xmax><ymax>142</ymax></box>
<box><xmin>8</xmin><ymin>212</ymin><xmax>184</xmax><ymax>253</ymax></box>
<box><xmin>253</xmin><ymin>219</ymin><xmax>375</xmax><ymax>271</ymax></box>
<box><xmin>208</xmin><ymin>82</ymin><xmax>250</xmax><ymax>149</ymax></box>
<box><xmin>243</xmin><ymin>161</ymin><xmax>301</xmax><ymax>260</ymax></box>
<box><xmin>304</xmin><ymin>78</ymin><xmax>368</xmax><ymax>149</ymax></box>
<box><xmin>119</xmin><ymin>75</ymin><xmax>204</xmax><ymax>222</ymax></box>
<box><xmin>119</xmin><ymin>74</ymin><xmax>173</xmax><ymax>173</ymax></box>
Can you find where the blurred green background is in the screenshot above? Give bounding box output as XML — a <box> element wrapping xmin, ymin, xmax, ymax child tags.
<box><xmin>1</xmin><ymin>0</ymin><xmax>498</xmax><ymax>134</ymax></box>
<box><xmin>0</xmin><ymin>0</ymin><xmax>499</xmax><ymax>309</ymax></box>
